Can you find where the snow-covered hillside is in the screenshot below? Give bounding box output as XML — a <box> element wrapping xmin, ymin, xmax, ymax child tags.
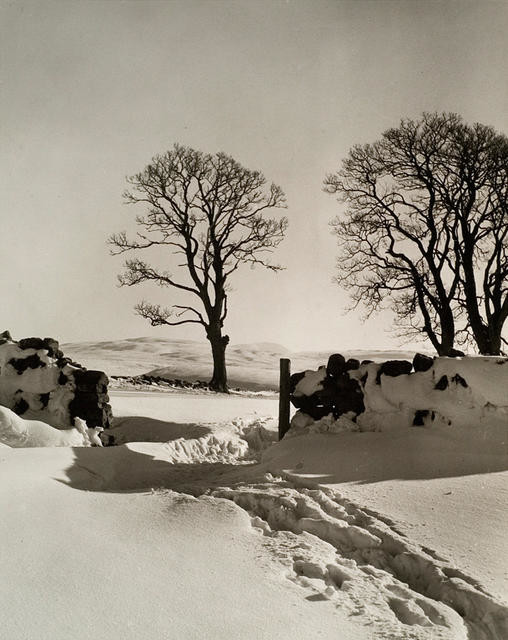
<box><xmin>62</xmin><ymin>336</ymin><xmax>419</xmax><ymax>390</ymax></box>
<box><xmin>1</xmin><ymin>385</ymin><xmax>507</xmax><ymax>639</ymax></box>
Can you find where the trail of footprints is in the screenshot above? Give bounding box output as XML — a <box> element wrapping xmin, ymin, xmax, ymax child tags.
<box><xmin>109</xmin><ymin>424</ymin><xmax>507</xmax><ymax>639</ymax></box>
<box><xmin>206</xmin><ymin>474</ymin><xmax>508</xmax><ymax>640</ymax></box>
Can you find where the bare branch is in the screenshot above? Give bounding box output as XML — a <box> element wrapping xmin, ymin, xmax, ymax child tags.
<box><xmin>135</xmin><ymin>301</ymin><xmax>205</xmax><ymax>327</ymax></box>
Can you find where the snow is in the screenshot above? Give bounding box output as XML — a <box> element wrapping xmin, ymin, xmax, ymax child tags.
<box><xmin>292</xmin><ymin>355</ymin><xmax>508</xmax><ymax>433</ymax></box>
<box><xmin>1</xmin><ymin>365</ymin><xmax>507</xmax><ymax>638</ymax></box>
<box><xmin>0</xmin><ymin>447</ymin><xmax>364</xmax><ymax>640</ymax></box>
<box><xmin>293</xmin><ymin>366</ymin><xmax>327</xmax><ymax>397</ymax></box>
<box><xmin>357</xmin><ymin>356</ymin><xmax>508</xmax><ymax>431</ymax></box>
<box><xmin>0</xmin><ymin>406</ymin><xmax>102</xmax><ymax>447</ymax></box>
<box><xmin>263</xmin><ymin>429</ymin><xmax>508</xmax><ymax>604</ymax></box>
<box><xmin>62</xmin><ymin>336</ymin><xmax>421</xmax><ymax>390</ymax></box>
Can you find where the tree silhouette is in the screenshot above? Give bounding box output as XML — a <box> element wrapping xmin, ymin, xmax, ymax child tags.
<box><xmin>110</xmin><ymin>144</ymin><xmax>287</xmax><ymax>391</ymax></box>
<box><xmin>325</xmin><ymin>113</ymin><xmax>508</xmax><ymax>355</ymax></box>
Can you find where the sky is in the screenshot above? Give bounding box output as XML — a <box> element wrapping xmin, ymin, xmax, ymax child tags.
<box><xmin>1</xmin><ymin>0</ymin><xmax>507</xmax><ymax>352</ymax></box>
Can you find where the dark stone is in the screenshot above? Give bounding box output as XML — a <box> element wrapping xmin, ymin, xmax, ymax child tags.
<box><xmin>435</xmin><ymin>375</ymin><xmax>449</xmax><ymax>390</ymax></box>
<box><xmin>0</xmin><ymin>330</ymin><xmax>12</xmax><ymax>341</ymax></box>
<box><xmin>39</xmin><ymin>392</ymin><xmax>50</xmax><ymax>408</ymax></box>
<box><xmin>345</xmin><ymin>358</ymin><xmax>360</xmax><ymax>371</ymax></box>
<box><xmin>56</xmin><ymin>356</ymin><xmax>72</xmax><ymax>368</ymax></box>
<box><xmin>8</xmin><ymin>354</ymin><xmax>46</xmax><ymax>374</ymax></box>
<box><xmin>69</xmin><ymin>391</ymin><xmax>106</xmax><ymax>410</ymax></box>
<box><xmin>292</xmin><ymin>398</ymin><xmax>332</xmax><ymax>421</ymax></box>
<box><xmin>69</xmin><ymin>396</ymin><xmax>113</xmax><ymax>429</ymax></box>
<box><xmin>58</xmin><ymin>372</ymin><xmax>68</xmax><ymax>385</ymax></box>
<box><xmin>68</xmin><ymin>375</ymin><xmax>113</xmax><ymax>429</ymax></box>
<box><xmin>451</xmin><ymin>374</ymin><xmax>468</xmax><ymax>388</ymax></box>
<box><xmin>289</xmin><ymin>371</ymin><xmax>306</xmax><ymax>394</ymax></box>
<box><xmin>67</xmin><ymin>366</ymin><xmax>113</xmax><ymax>430</ymax></box>
<box><xmin>326</xmin><ymin>354</ymin><xmax>346</xmax><ymax>378</ymax></box>
<box><xmin>449</xmin><ymin>348</ymin><xmax>465</xmax><ymax>357</ymax></box>
<box><xmin>361</xmin><ymin>359</ymin><xmax>373</xmax><ymax>365</ymax></box>
<box><xmin>413</xmin><ymin>410</ymin><xmax>429</xmax><ymax>426</ymax></box>
<box><xmin>380</xmin><ymin>360</ymin><xmax>413</xmax><ymax>377</ymax></box>
<box><xmin>290</xmin><ymin>371</ymin><xmax>365</xmax><ymax>420</ymax></box>
<box><xmin>376</xmin><ymin>359</ymin><xmax>412</xmax><ymax>383</ymax></box>
<box><xmin>42</xmin><ymin>338</ymin><xmax>61</xmax><ymax>358</ymax></box>
<box><xmin>13</xmin><ymin>397</ymin><xmax>29</xmax><ymax>415</ymax></box>
<box><xmin>329</xmin><ymin>375</ymin><xmax>364</xmax><ymax>418</ymax></box>
<box><xmin>101</xmin><ymin>432</ymin><xmax>116</xmax><ymax>446</ymax></box>
<box><xmin>72</xmin><ymin>369</ymin><xmax>109</xmax><ymax>391</ymax></box>
<box><xmin>18</xmin><ymin>337</ymin><xmax>46</xmax><ymax>351</ymax></box>
<box><xmin>413</xmin><ymin>353</ymin><xmax>434</xmax><ymax>373</ymax></box>
<box><xmin>360</xmin><ymin>372</ymin><xmax>368</xmax><ymax>386</ymax></box>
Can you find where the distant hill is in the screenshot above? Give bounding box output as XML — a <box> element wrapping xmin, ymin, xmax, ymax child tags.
<box><xmin>63</xmin><ymin>337</ymin><xmax>421</xmax><ymax>391</ymax></box>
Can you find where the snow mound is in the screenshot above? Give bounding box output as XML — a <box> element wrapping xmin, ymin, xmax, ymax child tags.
<box><xmin>109</xmin><ymin>416</ymin><xmax>278</xmax><ymax>464</ymax></box>
<box><xmin>354</xmin><ymin>357</ymin><xmax>508</xmax><ymax>433</ymax></box>
<box><xmin>0</xmin><ymin>406</ymin><xmax>103</xmax><ymax>447</ymax></box>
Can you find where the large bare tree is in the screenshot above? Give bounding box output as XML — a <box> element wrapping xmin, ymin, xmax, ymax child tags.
<box><xmin>110</xmin><ymin>144</ymin><xmax>287</xmax><ymax>391</ymax></box>
<box><xmin>325</xmin><ymin>113</ymin><xmax>508</xmax><ymax>355</ymax></box>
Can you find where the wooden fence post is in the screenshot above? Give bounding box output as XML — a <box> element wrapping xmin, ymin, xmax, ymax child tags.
<box><xmin>278</xmin><ymin>358</ymin><xmax>291</xmax><ymax>440</ymax></box>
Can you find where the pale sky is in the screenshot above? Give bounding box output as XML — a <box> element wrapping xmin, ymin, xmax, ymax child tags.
<box><xmin>1</xmin><ymin>0</ymin><xmax>507</xmax><ymax>351</ymax></box>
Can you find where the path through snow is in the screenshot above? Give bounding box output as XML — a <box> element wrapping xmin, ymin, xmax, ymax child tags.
<box><xmin>64</xmin><ymin>409</ymin><xmax>508</xmax><ymax>640</ymax></box>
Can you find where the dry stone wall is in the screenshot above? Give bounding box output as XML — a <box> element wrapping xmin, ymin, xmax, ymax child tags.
<box><xmin>0</xmin><ymin>331</ymin><xmax>112</xmax><ymax>431</ymax></box>
<box><xmin>290</xmin><ymin>352</ymin><xmax>508</xmax><ymax>432</ymax></box>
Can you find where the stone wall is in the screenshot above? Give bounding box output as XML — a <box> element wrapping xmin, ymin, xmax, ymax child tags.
<box><xmin>0</xmin><ymin>331</ymin><xmax>112</xmax><ymax>431</ymax></box>
<box><xmin>290</xmin><ymin>352</ymin><xmax>508</xmax><ymax>432</ymax></box>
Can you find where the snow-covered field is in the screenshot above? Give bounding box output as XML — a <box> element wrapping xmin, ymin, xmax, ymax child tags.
<box><xmin>63</xmin><ymin>336</ymin><xmax>419</xmax><ymax>390</ymax></box>
<box><xmin>1</xmin><ymin>340</ymin><xmax>507</xmax><ymax>639</ymax></box>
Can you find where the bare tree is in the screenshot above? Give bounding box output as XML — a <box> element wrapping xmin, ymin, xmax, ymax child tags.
<box><xmin>325</xmin><ymin>113</ymin><xmax>508</xmax><ymax>355</ymax></box>
<box><xmin>436</xmin><ymin>120</ymin><xmax>508</xmax><ymax>354</ymax></box>
<box><xmin>109</xmin><ymin>144</ymin><xmax>287</xmax><ymax>391</ymax></box>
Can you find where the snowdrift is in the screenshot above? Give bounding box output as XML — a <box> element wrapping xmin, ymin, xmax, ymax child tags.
<box><xmin>0</xmin><ymin>406</ymin><xmax>103</xmax><ymax>447</ymax></box>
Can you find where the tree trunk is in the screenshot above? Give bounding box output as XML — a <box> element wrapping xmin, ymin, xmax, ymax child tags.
<box><xmin>207</xmin><ymin>325</ymin><xmax>229</xmax><ymax>392</ymax></box>
<box><xmin>487</xmin><ymin>333</ymin><xmax>502</xmax><ymax>355</ymax></box>
<box><xmin>460</xmin><ymin>245</ymin><xmax>494</xmax><ymax>354</ymax></box>
<box><xmin>482</xmin><ymin>323</ymin><xmax>503</xmax><ymax>355</ymax></box>
<box><xmin>425</xmin><ymin>308</ymin><xmax>456</xmax><ymax>356</ymax></box>
<box><xmin>437</xmin><ymin>316</ymin><xmax>456</xmax><ymax>356</ymax></box>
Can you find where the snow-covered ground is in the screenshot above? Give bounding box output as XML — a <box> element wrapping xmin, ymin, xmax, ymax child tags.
<box><xmin>63</xmin><ymin>336</ymin><xmax>419</xmax><ymax>390</ymax></box>
<box><xmin>1</xmin><ymin>347</ymin><xmax>507</xmax><ymax>639</ymax></box>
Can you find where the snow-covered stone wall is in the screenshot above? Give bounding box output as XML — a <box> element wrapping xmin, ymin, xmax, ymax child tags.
<box><xmin>289</xmin><ymin>352</ymin><xmax>508</xmax><ymax>434</ymax></box>
<box><xmin>0</xmin><ymin>331</ymin><xmax>112</xmax><ymax>431</ymax></box>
